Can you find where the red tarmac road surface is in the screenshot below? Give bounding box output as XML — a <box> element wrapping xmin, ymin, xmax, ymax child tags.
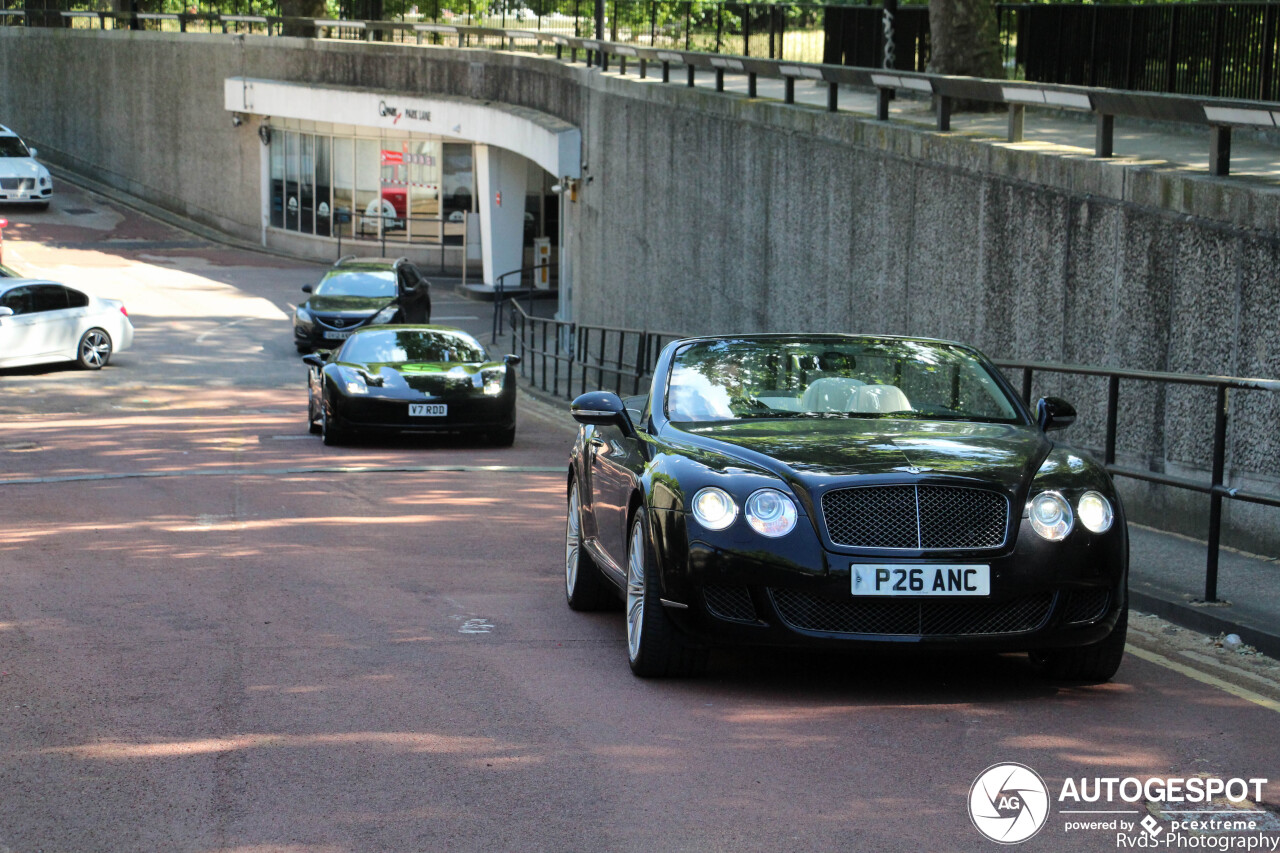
<box><xmin>0</xmin><ymin>186</ymin><xmax>1277</xmax><ymax>852</ymax></box>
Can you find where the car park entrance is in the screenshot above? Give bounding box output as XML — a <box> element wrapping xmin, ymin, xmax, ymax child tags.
<box><xmin>224</xmin><ymin>77</ymin><xmax>581</xmax><ymax>301</ymax></box>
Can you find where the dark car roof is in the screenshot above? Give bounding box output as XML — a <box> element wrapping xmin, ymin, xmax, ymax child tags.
<box><xmin>323</xmin><ymin>262</ymin><xmax>398</xmax><ymax>276</ymax></box>
<box><xmin>347</xmin><ymin>324</ymin><xmax>481</xmax><ymax>342</ymax></box>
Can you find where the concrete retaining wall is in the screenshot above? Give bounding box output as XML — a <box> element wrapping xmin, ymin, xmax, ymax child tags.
<box><xmin>2</xmin><ymin>28</ymin><xmax>1278</xmax><ymax>553</ymax></box>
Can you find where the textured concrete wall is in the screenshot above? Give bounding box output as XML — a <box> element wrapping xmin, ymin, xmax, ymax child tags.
<box><xmin>2</xmin><ymin>28</ymin><xmax>1278</xmax><ymax>552</ymax></box>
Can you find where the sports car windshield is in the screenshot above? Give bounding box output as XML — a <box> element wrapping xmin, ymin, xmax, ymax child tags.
<box><xmin>0</xmin><ymin>138</ymin><xmax>30</xmax><ymax>158</ymax></box>
<box><xmin>341</xmin><ymin>329</ymin><xmax>488</xmax><ymax>364</ymax></box>
<box><xmin>314</xmin><ymin>270</ymin><xmax>397</xmax><ymax>298</ymax></box>
<box><xmin>666</xmin><ymin>338</ymin><xmax>1023</xmax><ymax>423</ymax></box>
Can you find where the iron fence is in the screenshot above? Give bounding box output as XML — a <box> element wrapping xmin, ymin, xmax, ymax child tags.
<box><xmin>507</xmin><ymin>301</ymin><xmax>679</xmax><ymax>401</ymax></box>
<box><xmin>1000</xmin><ymin>3</ymin><xmax>1280</xmax><ymax>102</ymax></box>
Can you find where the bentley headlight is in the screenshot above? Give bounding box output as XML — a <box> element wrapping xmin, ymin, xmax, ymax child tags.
<box><xmin>39</xmin><ymin>176</ymin><xmax>50</xmax><ymax>187</ymax></box>
<box><xmin>692</xmin><ymin>487</ymin><xmax>737</xmax><ymax>531</ymax></box>
<box><xmin>745</xmin><ymin>489</ymin><xmax>798</xmax><ymax>537</ymax></box>
<box><xmin>337</xmin><ymin>366</ymin><xmax>368</xmax><ymax>395</ymax></box>
<box><xmin>1029</xmin><ymin>491</ymin><xmax>1073</xmax><ymax>541</ymax></box>
<box><xmin>371</xmin><ymin>305</ymin><xmax>399</xmax><ymax>325</ymax></box>
<box><xmin>1078</xmin><ymin>491</ymin><xmax>1114</xmax><ymax>533</ymax></box>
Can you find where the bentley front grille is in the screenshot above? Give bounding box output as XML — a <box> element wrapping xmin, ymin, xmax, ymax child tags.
<box><xmin>0</xmin><ymin>178</ymin><xmax>33</xmax><ymax>191</ymax></box>
<box><xmin>770</xmin><ymin>589</ymin><xmax>1054</xmax><ymax>636</ymax></box>
<box><xmin>703</xmin><ymin>585</ymin><xmax>758</xmax><ymax>623</ymax></box>
<box><xmin>821</xmin><ymin>485</ymin><xmax>1009</xmax><ymax>550</ymax></box>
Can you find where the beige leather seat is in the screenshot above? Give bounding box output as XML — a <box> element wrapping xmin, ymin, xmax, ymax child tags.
<box><xmin>800</xmin><ymin>377</ymin><xmax>866</xmax><ymax>412</ymax></box>
<box><xmin>851</xmin><ymin>384</ymin><xmax>912</xmax><ymax>414</ymax></box>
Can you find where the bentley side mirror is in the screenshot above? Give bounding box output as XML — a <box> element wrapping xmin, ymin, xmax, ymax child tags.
<box><xmin>571</xmin><ymin>391</ymin><xmax>634</xmax><ymax>435</ymax></box>
<box><xmin>28</xmin><ymin>148</ymin><xmax>37</xmax><ymax>158</ymax></box>
<box><xmin>1036</xmin><ymin>396</ymin><xmax>1077</xmax><ymax>432</ymax></box>
<box><xmin>504</xmin><ymin>354</ymin><xmax>522</xmax><ymax>366</ymax></box>
<box><xmin>301</xmin><ymin>283</ymin><xmax>313</xmax><ymax>294</ymax></box>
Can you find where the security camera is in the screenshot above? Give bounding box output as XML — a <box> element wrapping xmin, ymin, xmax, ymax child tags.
<box><xmin>550</xmin><ymin>183</ymin><xmax>564</xmax><ymax>194</ymax></box>
<box><xmin>231</xmin><ymin>114</ymin><xmax>244</xmax><ymax>128</ymax></box>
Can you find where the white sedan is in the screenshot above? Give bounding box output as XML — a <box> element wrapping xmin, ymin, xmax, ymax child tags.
<box><xmin>0</xmin><ymin>279</ymin><xmax>134</xmax><ymax>370</ymax></box>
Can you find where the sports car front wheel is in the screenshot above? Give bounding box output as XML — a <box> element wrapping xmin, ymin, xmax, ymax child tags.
<box><xmin>321</xmin><ymin>404</ymin><xmax>346</xmax><ymax>446</ymax></box>
<box><xmin>626</xmin><ymin>507</ymin><xmax>708</xmax><ymax>678</ymax></box>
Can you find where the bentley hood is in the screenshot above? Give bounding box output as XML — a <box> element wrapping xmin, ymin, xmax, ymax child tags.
<box><xmin>674</xmin><ymin>418</ymin><xmax>1050</xmax><ymax>489</ymax></box>
<box><xmin>0</xmin><ymin>158</ymin><xmax>45</xmax><ymax>180</ymax></box>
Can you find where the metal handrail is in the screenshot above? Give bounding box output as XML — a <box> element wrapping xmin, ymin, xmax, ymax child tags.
<box><xmin>491</xmin><ymin>262</ymin><xmax>555</xmax><ymax>339</ymax></box>
<box><xmin>994</xmin><ymin>358</ymin><xmax>1280</xmax><ymax>603</ymax></box>
<box><xmin>32</xmin><ymin>10</ymin><xmax>1280</xmax><ymax>177</ymax></box>
<box><xmin>327</xmin><ymin>210</ymin><xmax>469</xmax><ymax>271</ymax></box>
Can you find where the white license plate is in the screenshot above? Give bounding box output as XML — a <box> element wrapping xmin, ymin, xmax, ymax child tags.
<box><xmin>409</xmin><ymin>403</ymin><xmax>447</xmax><ymax>417</ymax></box>
<box><xmin>851</xmin><ymin>564</ymin><xmax>990</xmax><ymax>597</ymax></box>
<box><xmin>323</xmin><ymin>330</ymin><xmax>352</xmax><ymax>340</ymax></box>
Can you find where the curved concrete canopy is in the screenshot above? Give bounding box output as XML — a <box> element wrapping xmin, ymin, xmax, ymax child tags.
<box><xmin>223</xmin><ymin>77</ymin><xmax>581</xmax><ymax>179</ymax></box>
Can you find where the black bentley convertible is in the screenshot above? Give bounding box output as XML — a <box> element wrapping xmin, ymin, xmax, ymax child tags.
<box><xmin>304</xmin><ymin>326</ymin><xmax>519</xmax><ymax>446</ymax></box>
<box><xmin>565</xmin><ymin>334</ymin><xmax>1128</xmax><ymax>680</ymax></box>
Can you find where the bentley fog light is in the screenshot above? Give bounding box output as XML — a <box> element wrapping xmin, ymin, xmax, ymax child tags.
<box><xmin>745</xmin><ymin>489</ymin><xmax>798</xmax><ymax>537</ymax></box>
<box><xmin>692</xmin><ymin>487</ymin><xmax>738</xmax><ymax>531</ymax></box>
<box><xmin>1029</xmin><ymin>491</ymin><xmax>1073</xmax><ymax>541</ymax></box>
<box><xmin>1077</xmin><ymin>491</ymin><xmax>1114</xmax><ymax>533</ymax></box>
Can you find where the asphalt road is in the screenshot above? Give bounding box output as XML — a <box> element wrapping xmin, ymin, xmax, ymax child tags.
<box><xmin>1</xmin><ymin>186</ymin><xmax>1278</xmax><ymax>853</ymax></box>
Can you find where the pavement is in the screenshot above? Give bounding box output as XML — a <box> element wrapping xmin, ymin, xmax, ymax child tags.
<box><xmin>594</xmin><ymin>59</ymin><xmax>1280</xmax><ymax>184</ymax></box>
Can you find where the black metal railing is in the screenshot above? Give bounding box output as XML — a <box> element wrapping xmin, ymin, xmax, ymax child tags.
<box><xmin>995</xmin><ymin>359</ymin><xmax>1280</xmax><ymax>604</ymax></box>
<box><xmin>507</xmin><ymin>301</ymin><xmax>679</xmax><ymax>401</ymax></box>
<box><xmin>999</xmin><ymin>3</ymin><xmax>1280</xmax><ymax>102</ymax></box>
<box><xmin>491</xmin><ymin>262</ymin><xmax>556</xmax><ymax>338</ymax></box>
<box><xmin>329</xmin><ymin>211</ymin><xmax>471</xmax><ymax>271</ymax></box>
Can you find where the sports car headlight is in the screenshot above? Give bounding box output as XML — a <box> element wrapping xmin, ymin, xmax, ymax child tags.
<box><xmin>745</xmin><ymin>489</ymin><xmax>798</xmax><ymax>537</ymax></box>
<box><xmin>481</xmin><ymin>368</ymin><xmax>504</xmax><ymax>396</ymax></box>
<box><xmin>1028</xmin><ymin>491</ymin><xmax>1073</xmax><ymax>541</ymax></box>
<box><xmin>371</xmin><ymin>306</ymin><xmax>398</xmax><ymax>325</ymax></box>
<box><xmin>692</xmin><ymin>487</ymin><xmax>737</xmax><ymax>531</ymax></box>
<box><xmin>1077</xmin><ymin>491</ymin><xmax>1114</xmax><ymax>533</ymax></box>
<box><xmin>337</xmin><ymin>366</ymin><xmax>368</xmax><ymax>395</ymax></box>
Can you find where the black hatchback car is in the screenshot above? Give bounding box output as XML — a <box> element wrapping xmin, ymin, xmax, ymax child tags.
<box><xmin>293</xmin><ymin>256</ymin><xmax>431</xmax><ymax>353</ymax></box>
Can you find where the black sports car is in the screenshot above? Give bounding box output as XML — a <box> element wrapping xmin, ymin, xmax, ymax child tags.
<box><xmin>565</xmin><ymin>334</ymin><xmax>1128</xmax><ymax>680</ymax></box>
<box><xmin>293</xmin><ymin>256</ymin><xmax>431</xmax><ymax>353</ymax></box>
<box><xmin>304</xmin><ymin>326</ymin><xmax>520</xmax><ymax>446</ymax></box>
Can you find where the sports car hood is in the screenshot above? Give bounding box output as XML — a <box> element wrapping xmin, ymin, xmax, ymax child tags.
<box><xmin>361</xmin><ymin>361</ymin><xmax>490</xmax><ymax>394</ymax></box>
<box><xmin>672</xmin><ymin>418</ymin><xmax>1050</xmax><ymax>487</ymax></box>
<box><xmin>307</xmin><ymin>294</ymin><xmax>393</xmax><ymax>314</ymax></box>
<box><xmin>0</xmin><ymin>158</ymin><xmax>44</xmax><ymax>180</ymax></box>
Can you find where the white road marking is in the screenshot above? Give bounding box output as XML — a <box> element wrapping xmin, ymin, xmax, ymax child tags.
<box><xmin>457</xmin><ymin>618</ymin><xmax>494</xmax><ymax>634</ymax></box>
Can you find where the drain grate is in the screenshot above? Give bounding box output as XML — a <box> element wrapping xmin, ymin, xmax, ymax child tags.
<box><xmin>63</xmin><ymin>208</ymin><xmax>96</xmax><ymax>215</ymax></box>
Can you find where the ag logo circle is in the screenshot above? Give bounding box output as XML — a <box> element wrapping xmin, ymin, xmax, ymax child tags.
<box><xmin>969</xmin><ymin>763</ymin><xmax>1050</xmax><ymax>844</ymax></box>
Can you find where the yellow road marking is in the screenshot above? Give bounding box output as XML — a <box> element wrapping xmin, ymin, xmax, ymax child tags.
<box><xmin>1127</xmin><ymin>645</ymin><xmax>1280</xmax><ymax>714</ymax></box>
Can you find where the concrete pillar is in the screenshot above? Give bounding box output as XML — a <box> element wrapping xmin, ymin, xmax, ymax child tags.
<box><xmin>475</xmin><ymin>144</ymin><xmax>529</xmax><ymax>289</ymax></box>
